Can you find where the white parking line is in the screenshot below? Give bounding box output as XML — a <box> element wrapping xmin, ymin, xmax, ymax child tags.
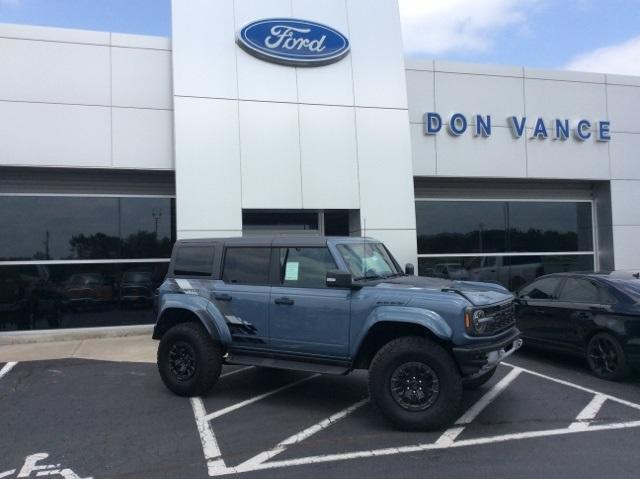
<box><xmin>436</xmin><ymin>367</ymin><xmax>522</xmax><ymax>446</ymax></box>
<box><xmin>204</xmin><ymin>374</ymin><xmax>319</xmax><ymax>421</ymax></box>
<box><xmin>191</xmin><ymin>397</ymin><xmax>227</xmax><ymax>476</ymax></box>
<box><xmin>220</xmin><ymin>366</ymin><xmax>254</xmax><ymax>379</ymax></box>
<box><xmin>502</xmin><ymin>362</ymin><xmax>640</xmax><ymax>411</ymax></box>
<box><xmin>193</xmin><ymin>362</ymin><xmax>640</xmax><ymax>477</ymax></box>
<box><xmin>568</xmin><ymin>394</ymin><xmax>608</xmax><ymax>430</ymax></box>
<box><xmin>236</xmin><ymin>398</ymin><xmax>369</xmax><ymax>472</ymax></box>
<box><xmin>0</xmin><ymin>362</ymin><xmax>18</xmax><ymax>380</ymax></box>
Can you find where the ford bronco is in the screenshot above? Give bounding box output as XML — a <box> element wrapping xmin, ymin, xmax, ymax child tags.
<box><xmin>154</xmin><ymin>236</ymin><xmax>522</xmax><ymax>430</ymax></box>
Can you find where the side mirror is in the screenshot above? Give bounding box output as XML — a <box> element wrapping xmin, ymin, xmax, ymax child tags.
<box><xmin>326</xmin><ymin>270</ymin><xmax>354</xmax><ymax>289</ymax></box>
<box><xmin>405</xmin><ymin>263</ymin><xmax>415</xmax><ymax>276</ymax></box>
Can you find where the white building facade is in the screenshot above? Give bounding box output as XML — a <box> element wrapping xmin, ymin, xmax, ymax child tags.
<box><xmin>0</xmin><ymin>0</ymin><xmax>639</xmax><ymax>332</ymax></box>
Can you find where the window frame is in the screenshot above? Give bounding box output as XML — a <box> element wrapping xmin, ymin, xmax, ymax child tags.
<box><xmin>415</xmin><ymin>197</ymin><xmax>598</xmax><ymax>290</ymax></box>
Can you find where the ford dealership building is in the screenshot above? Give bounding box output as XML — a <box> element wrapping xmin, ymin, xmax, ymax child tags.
<box><xmin>1</xmin><ymin>0</ymin><xmax>639</xmax><ymax>332</ymax></box>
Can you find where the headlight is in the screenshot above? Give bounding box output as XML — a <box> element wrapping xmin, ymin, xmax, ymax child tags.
<box><xmin>472</xmin><ymin>309</ymin><xmax>488</xmax><ymax>334</ymax></box>
<box><xmin>465</xmin><ymin>307</ymin><xmax>490</xmax><ymax>335</ymax></box>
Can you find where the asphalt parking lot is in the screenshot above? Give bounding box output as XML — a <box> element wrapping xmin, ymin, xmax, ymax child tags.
<box><xmin>1</xmin><ymin>352</ymin><xmax>639</xmax><ymax>479</ymax></box>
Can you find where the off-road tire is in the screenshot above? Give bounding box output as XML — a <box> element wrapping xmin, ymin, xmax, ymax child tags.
<box><xmin>462</xmin><ymin>366</ymin><xmax>497</xmax><ymax>390</ymax></box>
<box><xmin>157</xmin><ymin>322</ymin><xmax>222</xmax><ymax>396</ymax></box>
<box><xmin>586</xmin><ymin>332</ymin><xmax>631</xmax><ymax>381</ymax></box>
<box><xmin>368</xmin><ymin>336</ymin><xmax>462</xmax><ymax>431</ymax></box>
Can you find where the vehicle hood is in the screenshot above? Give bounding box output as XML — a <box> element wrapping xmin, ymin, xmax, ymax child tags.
<box><xmin>374</xmin><ymin>275</ymin><xmax>513</xmax><ymax>306</ymax></box>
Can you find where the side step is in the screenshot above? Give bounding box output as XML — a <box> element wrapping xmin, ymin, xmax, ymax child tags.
<box><xmin>226</xmin><ymin>354</ymin><xmax>352</xmax><ymax>375</ymax></box>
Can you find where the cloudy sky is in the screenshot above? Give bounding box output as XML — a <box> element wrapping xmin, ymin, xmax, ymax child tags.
<box><xmin>1</xmin><ymin>0</ymin><xmax>639</xmax><ymax>75</ymax></box>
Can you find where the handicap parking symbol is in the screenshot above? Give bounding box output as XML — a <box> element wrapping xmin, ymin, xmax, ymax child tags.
<box><xmin>0</xmin><ymin>453</ymin><xmax>92</xmax><ymax>479</ymax></box>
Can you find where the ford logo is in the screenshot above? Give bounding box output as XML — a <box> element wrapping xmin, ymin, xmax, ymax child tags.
<box><xmin>237</xmin><ymin>18</ymin><xmax>350</xmax><ymax>67</ymax></box>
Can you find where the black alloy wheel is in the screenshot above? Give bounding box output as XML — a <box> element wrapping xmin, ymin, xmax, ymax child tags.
<box><xmin>168</xmin><ymin>341</ymin><xmax>197</xmax><ymax>382</ymax></box>
<box><xmin>390</xmin><ymin>361</ymin><xmax>440</xmax><ymax>411</ymax></box>
<box><xmin>586</xmin><ymin>332</ymin><xmax>630</xmax><ymax>381</ymax></box>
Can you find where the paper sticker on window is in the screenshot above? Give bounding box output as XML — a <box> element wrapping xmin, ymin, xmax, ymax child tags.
<box><xmin>285</xmin><ymin>262</ymin><xmax>300</xmax><ymax>281</ymax></box>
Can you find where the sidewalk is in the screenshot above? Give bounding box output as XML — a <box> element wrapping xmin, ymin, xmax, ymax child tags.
<box><xmin>0</xmin><ymin>335</ymin><xmax>157</xmax><ymax>363</ymax></box>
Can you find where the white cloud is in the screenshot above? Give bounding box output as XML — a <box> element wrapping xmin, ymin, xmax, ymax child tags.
<box><xmin>398</xmin><ymin>0</ymin><xmax>537</xmax><ymax>56</ymax></box>
<box><xmin>565</xmin><ymin>36</ymin><xmax>640</xmax><ymax>76</ymax></box>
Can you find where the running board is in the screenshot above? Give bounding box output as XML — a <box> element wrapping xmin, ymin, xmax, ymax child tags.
<box><xmin>226</xmin><ymin>354</ymin><xmax>352</xmax><ymax>375</ymax></box>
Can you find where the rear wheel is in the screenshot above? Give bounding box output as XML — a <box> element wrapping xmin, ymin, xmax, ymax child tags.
<box><xmin>586</xmin><ymin>332</ymin><xmax>630</xmax><ymax>381</ymax></box>
<box><xmin>368</xmin><ymin>336</ymin><xmax>462</xmax><ymax>431</ymax></box>
<box><xmin>157</xmin><ymin>322</ymin><xmax>222</xmax><ymax>396</ymax></box>
<box><xmin>463</xmin><ymin>366</ymin><xmax>497</xmax><ymax>390</ymax></box>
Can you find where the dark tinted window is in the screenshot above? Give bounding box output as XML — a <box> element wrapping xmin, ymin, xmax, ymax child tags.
<box><xmin>508</xmin><ymin>202</ymin><xmax>593</xmax><ymax>252</ymax></box>
<box><xmin>174</xmin><ymin>246</ymin><xmax>214</xmax><ymax>277</ymax></box>
<box><xmin>416</xmin><ymin>201</ymin><xmax>507</xmax><ymax>254</ymax></box>
<box><xmin>416</xmin><ymin>200</ymin><xmax>593</xmax><ymax>255</ymax></box>
<box><xmin>0</xmin><ymin>196</ymin><xmax>175</xmax><ymax>261</ymax></box>
<box><xmin>558</xmin><ymin>278</ymin><xmax>600</xmax><ymax>303</ymax></box>
<box><xmin>243</xmin><ymin>211</ymin><xmax>319</xmax><ymax>232</ymax></box>
<box><xmin>222</xmin><ymin>248</ymin><xmax>271</xmax><ymax>285</ymax></box>
<box><xmin>279</xmin><ymin>247</ymin><xmax>336</xmax><ymax>288</ymax></box>
<box><xmin>519</xmin><ymin>277</ymin><xmax>562</xmax><ymax>300</ymax></box>
<box><xmin>0</xmin><ymin>261</ymin><xmax>168</xmax><ymax>332</ymax></box>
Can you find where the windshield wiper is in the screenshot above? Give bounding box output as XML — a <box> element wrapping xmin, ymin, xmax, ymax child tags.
<box><xmin>354</xmin><ymin>274</ymin><xmax>382</xmax><ymax>281</ymax></box>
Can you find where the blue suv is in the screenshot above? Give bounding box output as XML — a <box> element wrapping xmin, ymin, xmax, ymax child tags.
<box><xmin>154</xmin><ymin>236</ymin><xmax>521</xmax><ymax>430</ymax></box>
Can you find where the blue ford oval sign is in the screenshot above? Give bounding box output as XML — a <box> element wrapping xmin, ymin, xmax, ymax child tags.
<box><xmin>237</xmin><ymin>18</ymin><xmax>350</xmax><ymax>67</ymax></box>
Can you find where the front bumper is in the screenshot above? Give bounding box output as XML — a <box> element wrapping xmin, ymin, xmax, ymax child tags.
<box><xmin>452</xmin><ymin>328</ymin><xmax>523</xmax><ymax>378</ymax></box>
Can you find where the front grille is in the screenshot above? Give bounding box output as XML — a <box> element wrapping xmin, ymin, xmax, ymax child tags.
<box><xmin>482</xmin><ymin>301</ymin><xmax>516</xmax><ymax>335</ymax></box>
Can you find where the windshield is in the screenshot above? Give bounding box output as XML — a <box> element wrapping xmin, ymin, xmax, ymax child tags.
<box><xmin>337</xmin><ymin>242</ymin><xmax>401</xmax><ymax>280</ymax></box>
<box><xmin>609</xmin><ymin>279</ymin><xmax>640</xmax><ymax>302</ymax></box>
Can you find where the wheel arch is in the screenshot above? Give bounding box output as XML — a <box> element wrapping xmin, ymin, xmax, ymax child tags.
<box><xmin>353</xmin><ymin>320</ymin><xmax>452</xmax><ymax>370</ymax></box>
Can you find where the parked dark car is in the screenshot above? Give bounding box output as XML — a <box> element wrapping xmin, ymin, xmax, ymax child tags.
<box><xmin>515</xmin><ymin>272</ymin><xmax>640</xmax><ymax>380</ymax></box>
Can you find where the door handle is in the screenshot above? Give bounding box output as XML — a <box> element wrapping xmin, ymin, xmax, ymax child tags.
<box><xmin>577</xmin><ymin>312</ymin><xmax>590</xmax><ymax>319</ymax></box>
<box><xmin>214</xmin><ymin>293</ymin><xmax>232</xmax><ymax>302</ymax></box>
<box><xmin>274</xmin><ymin>297</ymin><xmax>295</xmax><ymax>306</ymax></box>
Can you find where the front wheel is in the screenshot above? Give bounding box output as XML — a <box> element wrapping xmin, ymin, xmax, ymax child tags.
<box><xmin>586</xmin><ymin>332</ymin><xmax>630</xmax><ymax>381</ymax></box>
<box><xmin>368</xmin><ymin>336</ymin><xmax>462</xmax><ymax>431</ymax></box>
<box><xmin>157</xmin><ymin>322</ymin><xmax>222</xmax><ymax>396</ymax></box>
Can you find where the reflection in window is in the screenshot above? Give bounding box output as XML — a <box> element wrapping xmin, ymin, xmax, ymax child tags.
<box><xmin>519</xmin><ymin>276</ymin><xmax>563</xmax><ymax>300</ymax></box>
<box><xmin>416</xmin><ymin>200</ymin><xmax>593</xmax><ymax>255</ymax></box>
<box><xmin>0</xmin><ymin>196</ymin><xmax>175</xmax><ymax>261</ymax></box>
<box><xmin>222</xmin><ymin>248</ymin><xmax>271</xmax><ymax>285</ymax></box>
<box><xmin>418</xmin><ymin>255</ymin><xmax>594</xmax><ymax>291</ymax></box>
<box><xmin>558</xmin><ymin>278</ymin><xmax>600</xmax><ymax>303</ymax></box>
<box><xmin>0</xmin><ymin>262</ymin><xmax>168</xmax><ymax>332</ymax></box>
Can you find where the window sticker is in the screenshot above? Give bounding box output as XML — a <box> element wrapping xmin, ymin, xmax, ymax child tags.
<box><xmin>285</xmin><ymin>262</ymin><xmax>300</xmax><ymax>281</ymax></box>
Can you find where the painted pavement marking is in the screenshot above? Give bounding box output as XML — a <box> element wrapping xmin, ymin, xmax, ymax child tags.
<box><xmin>191</xmin><ymin>363</ymin><xmax>640</xmax><ymax>476</ymax></box>
<box><xmin>0</xmin><ymin>362</ymin><xmax>18</xmax><ymax>381</ymax></box>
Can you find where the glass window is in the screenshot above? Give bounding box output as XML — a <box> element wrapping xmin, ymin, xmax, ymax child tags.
<box><xmin>519</xmin><ymin>277</ymin><xmax>562</xmax><ymax>300</ymax></box>
<box><xmin>337</xmin><ymin>243</ymin><xmax>401</xmax><ymax>279</ymax></box>
<box><xmin>418</xmin><ymin>255</ymin><xmax>593</xmax><ymax>291</ymax></box>
<box><xmin>0</xmin><ymin>262</ymin><xmax>168</xmax><ymax>332</ymax></box>
<box><xmin>0</xmin><ymin>196</ymin><xmax>175</xmax><ymax>261</ymax></box>
<box><xmin>416</xmin><ymin>201</ymin><xmax>507</xmax><ymax>255</ymax></box>
<box><xmin>558</xmin><ymin>278</ymin><xmax>600</xmax><ymax>303</ymax></box>
<box><xmin>174</xmin><ymin>246</ymin><xmax>214</xmax><ymax>277</ymax></box>
<box><xmin>279</xmin><ymin>247</ymin><xmax>337</xmax><ymax>288</ymax></box>
<box><xmin>508</xmin><ymin>202</ymin><xmax>593</xmax><ymax>252</ymax></box>
<box><xmin>243</xmin><ymin>210</ymin><xmax>319</xmax><ymax>233</ymax></box>
<box><xmin>222</xmin><ymin>248</ymin><xmax>271</xmax><ymax>285</ymax></box>
<box><xmin>415</xmin><ymin>200</ymin><xmax>594</xmax><ymax>255</ymax></box>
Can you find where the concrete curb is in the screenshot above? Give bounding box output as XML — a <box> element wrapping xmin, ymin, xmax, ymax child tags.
<box><xmin>0</xmin><ymin>325</ymin><xmax>154</xmax><ymax>346</ymax></box>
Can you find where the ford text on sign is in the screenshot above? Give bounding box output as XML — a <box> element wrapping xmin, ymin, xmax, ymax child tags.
<box><xmin>237</xmin><ymin>18</ymin><xmax>350</xmax><ymax>67</ymax></box>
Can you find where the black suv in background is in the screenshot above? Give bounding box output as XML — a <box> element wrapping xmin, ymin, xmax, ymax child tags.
<box><xmin>515</xmin><ymin>272</ymin><xmax>640</xmax><ymax>380</ymax></box>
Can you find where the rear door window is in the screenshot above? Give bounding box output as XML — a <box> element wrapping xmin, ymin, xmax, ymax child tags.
<box><xmin>174</xmin><ymin>246</ymin><xmax>214</xmax><ymax>277</ymax></box>
<box><xmin>519</xmin><ymin>277</ymin><xmax>561</xmax><ymax>300</ymax></box>
<box><xmin>558</xmin><ymin>278</ymin><xmax>600</xmax><ymax>303</ymax></box>
<box><xmin>222</xmin><ymin>248</ymin><xmax>271</xmax><ymax>285</ymax></box>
